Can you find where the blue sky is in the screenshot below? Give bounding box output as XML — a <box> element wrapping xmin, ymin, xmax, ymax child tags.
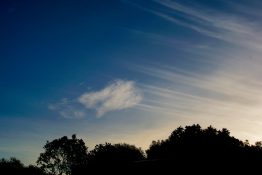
<box><xmin>2</xmin><ymin>0</ymin><xmax>262</xmax><ymax>165</ymax></box>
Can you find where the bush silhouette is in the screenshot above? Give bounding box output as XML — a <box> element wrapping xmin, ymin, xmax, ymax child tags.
<box><xmin>88</xmin><ymin>143</ymin><xmax>145</xmax><ymax>164</ymax></box>
<box><xmin>0</xmin><ymin>158</ymin><xmax>46</xmax><ymax>175</ymax></box>
<box><xmin>0</xmin><ymin>157</ymin><xmax>24</xmax><ymax>174</ymax></box>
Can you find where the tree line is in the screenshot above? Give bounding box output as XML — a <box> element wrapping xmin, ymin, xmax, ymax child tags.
<box><xmin>1</xmin><ymin>124</ymin><xmax>262</xmax><ymax>174</ymax></box>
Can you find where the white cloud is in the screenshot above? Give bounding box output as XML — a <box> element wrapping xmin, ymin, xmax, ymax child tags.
<box><xmin>48</xmin><ymin>80</ymin><xmax>142</xmax><ymax>118</ymax></box>
<box><xmin>78</xmin><ymin>80</ymin><xmax>142</xmax><ymax>117</ymax></box>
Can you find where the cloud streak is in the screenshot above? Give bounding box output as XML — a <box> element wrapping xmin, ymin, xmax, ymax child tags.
<box><xmin>121</xmin><ymin>0</ymin><xmax>262</xmax><ymax>141</ymax></box>
<box><xmin>48</xmin><ymin>98</ymin><xmax>86</xmax><ymax>119</ymax></box>
<box><xmin>129</xmin><ymin>0</ymin><xmax>262</xmax><ymax>50</ymax></box>
<box><xmin>78</xmin><ymin>80</ymin><xmax>142</xmax><ymax>117</ymax></box>
<box><xmin>48</xmin><ymin>80</ymin><xmax>142</xmax><ymax>118</ymax></box>
<box><xmin>133</xmin><ymin>51</ymin><xmax>262</xmax><ymax>143</ymax></box>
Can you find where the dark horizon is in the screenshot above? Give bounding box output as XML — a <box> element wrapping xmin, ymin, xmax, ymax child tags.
<box><xmin>2</xmin><ymin>124</ymin><xmax>262</xmax><ymax>175</ymax></box>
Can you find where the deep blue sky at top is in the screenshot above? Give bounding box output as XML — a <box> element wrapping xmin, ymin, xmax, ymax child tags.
<box><xmin>0</xmin><ymin>0</ymin><xmax>226</xmax><ymax>119</ymax></box>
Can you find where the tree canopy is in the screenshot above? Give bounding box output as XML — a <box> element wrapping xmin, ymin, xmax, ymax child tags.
<box><xmin>36</xmin><ymin>134</ymin><xmax>88</xmax><ymax>175</ymax></box>
<box><xmin>147</xmin><ymin>125</ymin><xmax>239</xmax><ymax>159</ymax></box>
<box><xmin>0</xmin><ymin>158</ymin><xmax>45</xmax><ymax>175</ymax></box>
<box><xmin>146</xmin><ymin>124</ymin><xmax>262</xmax><ymax>165</ymax></box>
<box><xmin>88</xmin><ymin>143</ymin><xmax>145</xmax><ymax>164</ymax></box>
<box><xmin>0</xmin><ymin>157</ymin><xmax>24</xmax><ymax>169</ymax></box>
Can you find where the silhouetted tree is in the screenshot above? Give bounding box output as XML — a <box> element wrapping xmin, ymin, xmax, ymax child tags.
<box><xmin>255</xmin><ymin>141</ymin><xmax>262</xmax><ymax>147</ymax></box>
<box><xmin>3</xmin><ymin>124</ymin><xmax>262</xmax><ymax>174</ymax></box>
<box><xmin>26</xmin><ymin>165</ymin><xmax>47</xmax><ymax>175</ymax></box>
<box><xmin>37</xmin><ymin>134</ymin><xmax>88</xmax><ymax>175</ymax></box>
<box><xmin>146</xmin><ymin>124</ymin><xmax>245</xmax><ymax>161</ymax></box>
<box><xmin>0</xmin><ymin>157</ymin><xmax>24</xmax><ymax>168</ymax></box>
<box><xmin>72</xmin><ymin>143</ymin><xmax>145</xmax><ymax>175</ymax></box>
<box><xmin>88</xmin><ymin>143</ymin><xmax>145</xmax><ymax>165</ymax></box>
<box><xmin>0</xmin><ymin>157</ymin><xmax>46</xmax><ymax>175</ymax></box>
<box><xmin>75</xmin><ymin>143</ymin><xmax>145</xmax><ymax>174</ymax></box>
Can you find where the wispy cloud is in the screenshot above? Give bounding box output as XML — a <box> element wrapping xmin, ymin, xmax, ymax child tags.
<box><xmin>78</xmin><ymin>80</ymin><xmax>142</xmax><ymax>117</ymax></box>
<box><xmin>128</xmin><ymin>0</ymin><xmax>262</xmax><ymax>50</ymax></box>
<box><xmin>59</xmin><ymin>108</ymin><xmax>86</xmax><ymax>119</ymax></box>
<box><xmin>120</xmin><ymin>0</ymin><xmax>262</xmax><ymax>143</ymax></box>
<box><xmin>133</xmin><ymin>51</ymin><xmax>262</xmax><ymax>142</ymax></box>
<box><xmin>48</xmin><ymin>98</ymin><xmax>86</xmax><ymax>119</ymax></box>
<box><xmin>48</xmin><ymin>80</ymin><xmax>142</xmax><ymax>118</ymax></box>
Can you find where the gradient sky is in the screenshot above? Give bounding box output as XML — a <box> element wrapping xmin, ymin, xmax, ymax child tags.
<box><xmin>2</xmin><ymin>0</ymin><xmax>262</xmax><ymax>165</ymax></box>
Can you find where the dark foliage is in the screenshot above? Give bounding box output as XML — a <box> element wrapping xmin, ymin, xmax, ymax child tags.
<box><xmin>88</xmin><ymin>143</ymin><xmax>145</xmax><ymax>164</ymax></box>
<box><xmin>145</xmin><ymin>124</ymin><xmax>262</xmax><ymax>173</ymax></box>
<box><xmin>146</xmin><ymin>124</ymin><xmax>244</xmax><ymax>160</ymax></box>
<box><xmin>73</xmin><ymin>143</ymin><xmax>145</xmax><ymax>174</ymax></box>
<box><xmin>37</xmin><ymin>134</ymin><xmax>88</xmax><ymax>175</ymax></box>
<box><xmin>2</xmin><ymin>124</ymin><xmax>262</xmax><ymax>174</ymax></box>
<box><xmin>0</xmin><ymin>158</ymin><xmax>46</xmax><ymax>175</ymax></box>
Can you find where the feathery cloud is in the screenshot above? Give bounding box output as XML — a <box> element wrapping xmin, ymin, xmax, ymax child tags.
<box><xmin>48</xmin><ymin>98</ymin><xmax>86</xmax><ymax>119</ymax></box>
<box><xmin>129</xmin><ymin>0</ymin><xmax>262</xmax><ymax>50</ymax></box>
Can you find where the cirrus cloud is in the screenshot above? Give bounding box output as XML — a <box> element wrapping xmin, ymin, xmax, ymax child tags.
<box><xmin>78</xmin><ymin>80</ymin><xmax>142</xmax><ymax>117</ymax></box>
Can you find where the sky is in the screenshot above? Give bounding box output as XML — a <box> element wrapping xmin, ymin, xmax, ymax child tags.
<box><xmin>1</xmin><ymin>0</ymin><xmax>262</xmax><ymax>165</ymax></box>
